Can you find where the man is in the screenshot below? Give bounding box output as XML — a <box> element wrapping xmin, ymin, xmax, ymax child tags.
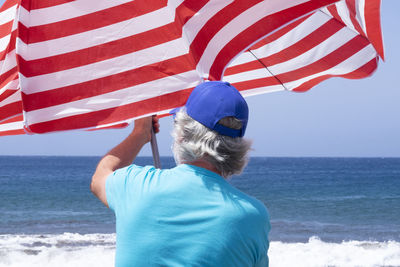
<box><xmin>91</xmin><ymin>81</ymin><xmax>270</xmax><ymax>266</ymax></box>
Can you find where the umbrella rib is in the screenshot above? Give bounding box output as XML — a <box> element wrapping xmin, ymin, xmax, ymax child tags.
<box><xmin>248</xmin><ymin>49</ymin><xmax>289</xmax><ymax>91</ymax></box>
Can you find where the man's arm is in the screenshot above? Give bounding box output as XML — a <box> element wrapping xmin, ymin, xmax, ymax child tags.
<box><xmin>90</xmin><ymin>116</ymin><xmax>159</xmax><ymax>207</ymax></box>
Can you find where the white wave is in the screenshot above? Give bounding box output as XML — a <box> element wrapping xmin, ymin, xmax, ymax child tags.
<box><xmin>269</xmin><ymin>236</ymin><xmax>400</xmax><ymax>267</ymax></box>
<box><xmin>0</xmin><ymin>233</ymin><xmax>115</xmax><ymax>267</ymax></box>
<box><xmin>1</xmin><ymin>234</ymin><xmax>400</xmax><ymax>267</ymax></box>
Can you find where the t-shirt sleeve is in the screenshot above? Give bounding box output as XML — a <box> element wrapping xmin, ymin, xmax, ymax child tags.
<box><xmin>105</xmin><ymin>164</ymin><xmax>144</xmax><ymax>211</ymax></box>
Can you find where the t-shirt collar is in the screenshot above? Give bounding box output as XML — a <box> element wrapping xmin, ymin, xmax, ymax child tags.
<box><xmin>176</xmin><ymin>164</ymin><xmax>225</xmax><ymax>181</ymax></box>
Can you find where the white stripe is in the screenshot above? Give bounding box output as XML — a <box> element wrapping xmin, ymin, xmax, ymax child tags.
<box><xmin>239</xmin><ymin>84</ymin><xmax>284</xmax><ymax>97</ymax></box>
<box><xmin>196</xmin><ymin>0</ymin><xmax>310</xmax><ymax>77</ymax></box>
<box><xmin>265</xmin><ymin>27</ymin><xmax>356</xmax><ymax>75</ymax></box>
<box><xmin>0</xmin><ymin>78</ymin><xmax>19</xmax><ymax>95</ymax></box>
<box><xmin>335</xmin><ymin>1</ymin><xmax>356</xmax><ymax>32</ymax></box>
<box><xmin>224</xmin><ymin>68</ymin><xmax>273</xmax><ymax>84</ymax></box>
<box><xmin>0</xmin><ymin>49</ymin><xmax>17</xmax><ymax>74</ymax></box>
<box><xmin>253</xmin><ymin>12</ymin><xmax>330</xmax><ymax>59</ymax></box>
<box><xmin>284</xmin><ymin>44</ymin><xmax>377</xmax><ymax>90</ymax></box>
<box><xmin>87</xmin><ymin>119</ymin><xmax>134</xmax><ymax>130</ymax></box>
<box><xmin>20</xmin><ymin>38</ymin><xmax>190</xmax><ymax>94</ymax></box>
<box><xmin>0</xmin><ymin>88</ymin><xmax>20</xmax><ymax>108</ymax></box>
<box><xmin>0</xmin><ymin>4</ymin><xmax>17</xmax><ymax>25</ymax></box>
<box><xmin>183</xmin><ymin>0</ymin><xmax>233</xmax><ymax>44</ymax></box>
<box><xmin>227</xmin><ymin>12</ymin><xmax>330</xmax><ymax>68</ymax></box>
<box><xmin>223</xmin><ymin>68</ymin><xmax>284</xmax><ymax>95</ymax></box>
<box><xmin>227</xmin><ymin>50</ymin><xmax>258</xmax><ymax>67</ymax></box>
<box><xmin>0</xmin><ymin>33</ymin><xmax>11</xmax><ymax>52</ymax></box>
<box><xmin>24</xmin><ymin>71</ymin><xmax>202</xmax><ymax>124</ymax></box>
<box><xmin>0</xmin><ymin>120</ymin><xmax>23</xmax><ymax>132</ymax></box>
<box><xmin>319</xmin><ymin>6</ymin><xmax>331</xmax><ymax>17</ymax></box>
<box><xmin>356</xmin><ymin>0</ymin><xmax>367</xmax><ymax>34</ymax></box>
<box><xmin>18</xmin><ymin>3</ymin><xmax>182</xmax><ymax>60</ymax></box>
<box><xmin>18</xmin><ymin>0</ymin><xmax>133</xmax><ymax>27</ymax></box>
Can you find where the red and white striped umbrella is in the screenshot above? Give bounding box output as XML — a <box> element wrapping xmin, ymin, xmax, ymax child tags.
<box><xmin>0</xmin><ymin>0</ymin><xmax>384</xmax><ymax>137</ymax></box>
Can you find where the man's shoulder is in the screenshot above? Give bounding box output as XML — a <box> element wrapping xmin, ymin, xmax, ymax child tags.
<box><xmin>114</xmin><ymin>164</ymin><xmax>160</xmax><ymax>178</ymax></box>
<box><xmin>230</xmin><ymin>192</ymin><xmax>269</xmax><ymax>222</ymax></box>
<box><xmin>213</xmin><ymin>183</ymin><xmax>270</xmax><ymax>232</ymax></box>
<box><xmin>106</xmin><ymin>164</ymin><xmax>161</xmax><ymax>193</ymax></box>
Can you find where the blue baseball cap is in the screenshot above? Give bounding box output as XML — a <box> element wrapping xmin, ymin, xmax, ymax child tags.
<box><xmin>170</xmin><ymin>81</ymin><xmax>248</xmax><ymax>138</ymax></box>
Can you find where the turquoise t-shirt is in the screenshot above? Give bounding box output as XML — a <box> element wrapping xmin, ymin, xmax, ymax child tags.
<box><xmin>106</xmin><ymin>164</ymin><xmax>270</xmax><ymax>267</ymax></box>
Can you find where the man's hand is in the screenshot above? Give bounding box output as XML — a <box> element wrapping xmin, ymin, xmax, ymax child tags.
<box><xmin>91</xmin><ymin>115</ymin><xmax>159</xmax><ymax>207</ymax></box>
<box><xmin>133</xmin><ymin>116</ymin><xmax>160</xmax><ymax>144</ymax></box>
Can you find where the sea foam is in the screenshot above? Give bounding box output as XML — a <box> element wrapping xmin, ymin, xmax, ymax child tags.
<box><xmin>0</xmin><ymin>233</ymin><xmax>115</xmax><ymax>267</ymax></box>
<box><xmin>1</xmin><ymin>234</ymin><xmax>399</xmax><ymax>267</ymax></box>
<box><xmin>270</xmin><ymin>236</ymin><xmax>400</xmax><ymax>267</ymax></box>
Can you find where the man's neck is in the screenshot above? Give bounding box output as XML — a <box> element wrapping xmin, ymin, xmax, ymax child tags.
<box><xmin>184</xmin><ymin>159</ymin><xmax>222</xmax><ymax>177</ymax></box>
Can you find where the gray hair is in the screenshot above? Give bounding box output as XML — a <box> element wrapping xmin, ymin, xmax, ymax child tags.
<box><xmin>172</xmin><ymin>108</ymin><xmax>252</xmax><ymax>178</ymax></box>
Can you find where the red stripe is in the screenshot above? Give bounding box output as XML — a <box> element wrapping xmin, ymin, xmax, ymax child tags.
<box><xmin>276</xmin><ymin>35</ymin><xmax>369</xmax><ymax>83</ymax></box>
<box><xmin>0</xmin><ymin>21</ymin><xmax>13</xmax><ymax>39</ymax></box>
<box><xmin>26</xmin><ymin>88</ymin><xmax>195</xmax><ymax>134</ymax></box>
<box><xmin>225</xmin><ymin>18</ymin><xmax>344</xmax><ymax>76</ymax></box>
<box><xmin>293</xmin><ymin>57</ymin><xmax>378</xmax><ymax>92</ymax></box>
<box><xmin>340</xmin><ymin>57</ymin><xmax>379</xmax><ymax>79</ymax></box>
<box><xmin>0</xmin><ymin>101</ymin><xmax>21</xmax><ymax>122</ymax></box>
<box><xmin>364</xmin><ymin>0</ymin><xmax>384</xmax><ymax>60</ymax></box>
<box><xmin>0</xmin><ymin>88</ymin><xmax>18</xmax><ymax>103</ymax></box>
<box><xmin>0</xmin><ymin>128</ymin><xmax>25</xmax><ymax>136</ymax></box>
<box><xmin>189</xmin><ymin>0</ymin><xmax>263</xmax><ymax>65</ymax></box>
<box><xmin>345</xmin><ymin>0</ymin><xmax>366</xmax><ymax>36</ymax></box>
<box><xmin>0</xmin><ymin>67</ymin><xmax>18</xmax><ymax>89</ymax></box>
<box><xmin>18</xmin><ymin>0</ymin><xmax>207</xmax><ymax>77</ymax></box>
<box><xmin>176</xmin><ymin>0</ymin><xmax>210</xmax><ymax>25</ymax></box>
<box><xmin>0</xmin><ymin>0</ymin><xmax>18</xmax><ymax>12</ymax></box>
<box><xmin>231</xmin><ymin>76</ymin><xmax>281</xmax><ymax>92</ymax></box>
<box><xmin>0</xmin><ymin>29</ymin><xmax>17</xmax><ymax>61</ymax></box>
<box><xmin>86</xmin><ymin>113</ymin><xmax>171</xmax><ymax>131</ymax></box>
<box><xmin>326</xmin><ymin>5</ymin><xmax>345</xmax><ymax>25</ymax></box>
<box><xmin>18</xmin><ymin>0</ymin><xmax>168</xmax><ymax>44</ymax></box>
<box><xmin>0</xmin><ymin>113</ymin><xmax>22</xmax><ymax>123</ymax></box>
<box><xmin>210</xmin><ymin>0</ymin><xmax>338</xmax><ymax>80</ymax></box>
<box><xmin>22</xmin><ymin>54</ymin><xmax>195</xmax><ymax>112</ymax></box>
<box><xmin>20</xmin><ymin>0</ymin><xmax>78</xmax><ymax>11</ymax></box>
<box><xmin>225</xmin><ymin>59</ymin><xmax>263</xmax><ymax>76</ymax></box>
<box><xmin>249</xmin><ymin>13</ymin><xmax>312</xmax><ymax>51</ymax></box>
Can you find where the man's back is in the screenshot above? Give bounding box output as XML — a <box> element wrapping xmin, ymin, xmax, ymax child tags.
<box><xmin>106</xmin><ymin>163</ymin><xmax>270</xmax><ymax>267</ymax></box>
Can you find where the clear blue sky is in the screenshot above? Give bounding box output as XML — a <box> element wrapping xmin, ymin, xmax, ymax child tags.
<box><xmin>0</xmin><ymin>1</ymin><xmax>399</xmax><ymax>157</ymax></box>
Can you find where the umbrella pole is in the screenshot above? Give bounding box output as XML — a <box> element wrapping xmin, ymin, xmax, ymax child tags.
<box><xmin>150</xmin><ymin>127</ymin><xmax>161</xmax><ymax>168</ymax></box>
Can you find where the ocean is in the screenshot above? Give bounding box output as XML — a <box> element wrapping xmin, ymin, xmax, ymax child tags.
<box><xmin>0</xmin><ymin>156</ymin><xmax>399</xmax><ymax>267</ymax></box>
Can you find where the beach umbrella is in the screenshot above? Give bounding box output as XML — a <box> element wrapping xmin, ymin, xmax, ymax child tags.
<box><xmin>0</xmin><ymin>0</ymin><xmax>384</xmax><ymax>166</ymax></box>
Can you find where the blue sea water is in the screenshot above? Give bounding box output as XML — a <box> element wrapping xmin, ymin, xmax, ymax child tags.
<box><xmin>0</xmin><ymin>156</ymin><xmax>399</xmax><ymax>266</ymax></box>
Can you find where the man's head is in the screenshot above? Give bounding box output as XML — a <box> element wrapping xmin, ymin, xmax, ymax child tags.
<box><xmin>171</xmin><ymin>81</ymin><xmax>252</xmax><ymax>178</ymax></box>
